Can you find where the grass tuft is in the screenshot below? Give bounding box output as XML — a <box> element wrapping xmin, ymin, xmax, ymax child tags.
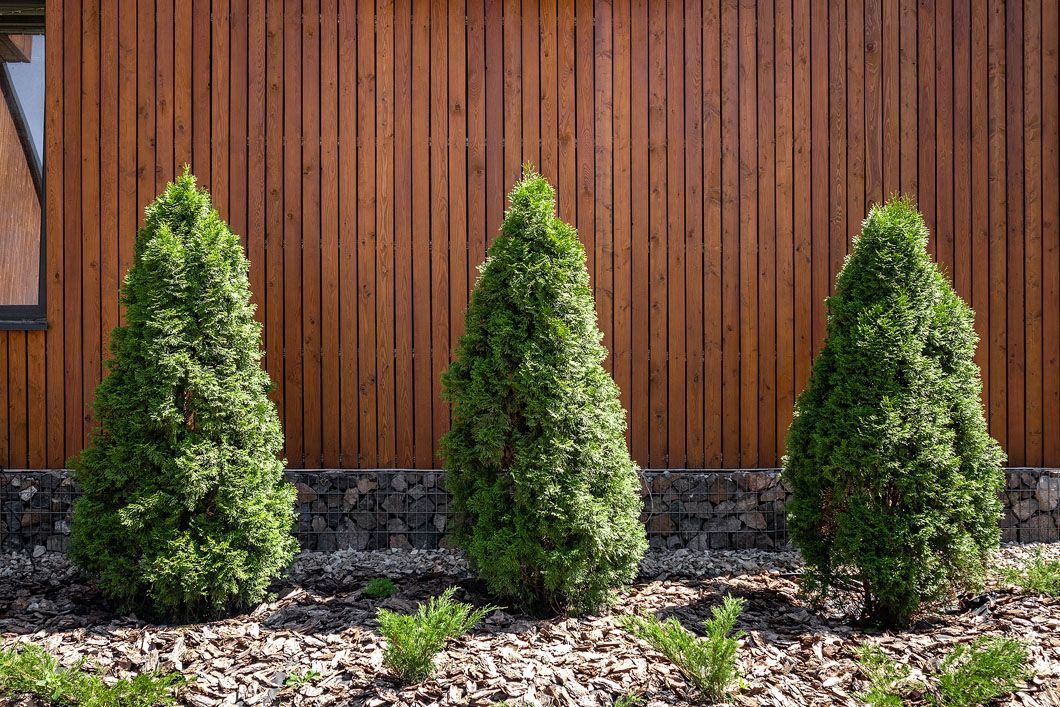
<box><xmin>855</xmin><ymin>637</ymin><xmax>1031</xmax><ymax>707</ymax></box>
<box><xmin>376</xmin><ymin>587</ymin><xmax>498</xmax><ymax>683</ymax></box>
<box><xmin>853</xmin><ymin>642</ymin><xmax>917</xmax><ymax>707</ymax></box>
<box><xmin>621</xmin><ymin>594</ymin><xmax>745</xmax><ymax>702</ymax></box>
<box><xmin>932</xmin><ymin>637</ymin><xmax>1030</xmax><ymax>707</ymax></box>
<box><xmin>363</xmin><ymin>577</ymin><xmax>398</xmax><ymax>599</ymax></box>
<box><xmin>0</xmin><ymin>642</ymin><xmax>186</xmax><ymax>706</ymax></box>
<box><xmin>1002</xmin><ymin>550</ymin><xmax>1060</xmax><ymax>597</ymax></box>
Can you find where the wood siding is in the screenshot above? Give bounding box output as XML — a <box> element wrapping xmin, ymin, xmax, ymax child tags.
<box><xmin>3</xmin><ymin>0</ymin><xmax>1059</xmax><ymax>470</ymax></box>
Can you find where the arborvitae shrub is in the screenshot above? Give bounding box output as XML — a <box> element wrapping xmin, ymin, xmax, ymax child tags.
<box><xmin>783</xmin><ymin>198</ymin><xmax>1005</xmax><ymax>628</ymax></box>
<box><xmin>70</xmin><ymin>169</ymin><xmax>297</xmax><ymax>622</ymax></box>
<box><xmin>441</xmin><ymin>167</ymin><xmax>647</xmax><ymax>614</ymax></box>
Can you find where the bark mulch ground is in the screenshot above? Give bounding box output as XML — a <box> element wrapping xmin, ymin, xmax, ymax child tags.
<box><xmin>1</xmin><ymin>545</ymin><xmax>1057</xmax><ymax>706</ymax></box>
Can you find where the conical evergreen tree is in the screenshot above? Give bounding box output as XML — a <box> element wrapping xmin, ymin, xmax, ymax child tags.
<box><xmin>441</xmin><ymin>167</ymin><xmax>647</xmax><ymax>614</ymax></box>
<box><xmin>783</xmin><ymin>198</ymin><xmax>1004</xmax><ymax>627</ymax></box>
<box><xmin>70</xmin><ymin>170</ymin><xmax>297</xmax><ymax>621</ymax></box>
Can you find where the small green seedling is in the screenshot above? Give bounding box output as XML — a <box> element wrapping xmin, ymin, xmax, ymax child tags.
<box><xmin>283</xmin><ymin>669</ymin><xmax>320</xmax><ymax>689</ymax></box>
<box><xmin>622</xmin><ymin>594</ymin><xmax>745</xmax><ymax>702</ymax></box>
<box><xmin>0</xmin><ymin>642</ymin><xmax>186</xmax><ymax>706</ymax></box>
<box><xmin>376</xmin><ymin>587</ymin><xmax>499</xmax><ymax>683</ymax></box>
<box><xmin>363</xmin><ymin>577</ymin><xmax>398</xmax><ymax>599</ymax></box>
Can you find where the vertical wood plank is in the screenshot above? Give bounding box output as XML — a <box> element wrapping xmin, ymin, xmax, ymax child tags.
<box><xmin>45</xmin><ymin>0</ymin><xmax>65</xmax><ymax>467</ymax></box>
<box><xmin>810</xmin><ymin>0</ymin><xmax>828</xmax><ymax>357</ymax></box>
<box><xmin>683</xmin><ymin>0</ymin><xmax>703</xmax><ymax>466</ymax></box>
<box><xmin>556</xmin><ymin>0</ymin><xmax>576</xmax><ymax>222</ymax></box>
<box><xmin>319</xmin><ymin>0</ymin><xmax>341</xmax><ymax>467</ymax></box>
<box><xmin>155</xmin><ymin>0</ymin><xmax>173</xmax><ymax>184</ymax></box>
<box><xmin>192</xmin><ymin>0</ymin><xmax>210</xmax><ymax>179</ymax></box>
<box><xmin>987</xmin><ymin>0</ymin><xmax>1006</xmax><ymax>449</ymax></box>
<box><xmin>1043</xmin><ymin>0</ymin><xmax>1059</xmax><ymax>465</ymax></box>
<box><xmin>704</xmin><ymin>0</ymin><xmax>723</xmax><ymax>466</ymax></box>
<box><xmin>358</xmin><ymin>0</ymin><xmax>378</xmax><ymax>466</ymax></box>
<box><xmin>738</xmin><ymin>0</ymin><xmax>758</xmax><ymax>467</ymax></box>
<box><xmin>522</xmin><ymin>0</ymin><xmax>540</xmax><ymax>168</ymax></box>
<box><xmin>485</xmin><ymin>0</ymin><xmax>505</xmax><ymax>235</ymax></box>
<box><xmin>430</xmin><ymin>0</ymin><xmax>450</xmax><ymax>456</ymax></box>
<box><xmin>971</xmin><ymin>0</ymin><xmax>989</xmax><ymax>414</ymax></box>
<box><xmin>393</xmin><ymin>0</ymin><xmax>414</xmax><ymax>467</ymax></box>
<box><xmin>266</xmin><ymin>0</ymin><xmax>286</xmax><ymax>440</ymax></box>
<box><xmin>99</xmin><ymin>0</ymin><xmax>118</xmax><ymax>358</ymax></box>
<box><xmin>576</xmin><ymin>0</ymin><xmax>594</xmax><ymax>280</ymax></box>
<box><xmin>775</xmin><ymin>0</ymin><xmax>795</xmax><ymax>455</ymax></box>
<box><xmin>411</xmin><ymin>0</ymin><xmax>431</xmax><ymax>467</ymax></box>
<box><xmin>8</xmin><ymin>334</ymin><xmax>27</xmax><ymax>466</ymax></box>
<box><xmin>647</xmin><ymin>0</ymin><xmax>667</xmax><ymax>466</ymax></box>
<box><xmin>612</xmin><ymin>0</ymin><xmax>631</xmax><ymax>444</ymax></box>
<box><xmin>721</xmin><ymin>0</ymin><xmax>740</xmax><ymax>465</ymax></box>
<box><xmin>629</xmin><ymin>0</ymin><xmax>649</xmax><ymax>464</ymax></box>
<box><xmin>302</xmin><ymin>0</ymin><xmax>323</xmax><ymax>467</ymax></box>
<box><xmin>504</xmin><ymin>0</ymin><xmax>522</xmax><ymax>186</ymax></box>
<box><xmin>1005</xmin><ymin>0</ymin><xmax>1025</xmax><ymax>465</ymax></box>
<box><xmin>865</xmin><ymin>0</ymin><xmax>883</xmax><ymax>206</ymax></box>
<box><xmin>757</xmin><ymin>0</ymin><xmax>776</xmax><ymax>465</ymax></box>
<box><xmin>918</xmin><ymin>0</ymin><xmax>936</xmax><ymax>250</ymax></box>
<box><xmin>596</xmin><ymin>0</ymin><xmax>614</xmax><ymax>374</ymax></box>
<box><xmin>284</xmin><ymin>0</ymin><xmax>304</xmax><ymax>466</ymax></box>
<box><xmin>173</xmin><ymin>0</ymin><xmax>192</xmax><ymax>165</ymax></box>
<box><xmin>375</xmin><ymin>0</ymin><xmax>394</xmax><ymax>465</ymax></box>
<box><xmin>212</xmin><ymin>0</ymin><xmax>230</xmax><ymax>211</ymax></box>
<box><xmin>665</xmin><ymin>0</ymin><xmax>685</xmax><ymax>465</ymax></box>
<box><xmin>539</xmin><ymin>0</ymin><xmax>558</xmax><ymax>183</ymax></box>
<box><xmin>1023</xmin><ymin>0</ymin><xmax>1042</xmax><ymax>465</ymax></box>
<box><xmin>230</xmin><ymin>0</ymin><xmax>249</xmax><ymax>248</ymax></box>
<box><xmin>339</xmin><ymin>0</ymin><xmax>360</xmax><ymax>465</ymax></box>
<box><xmin>81</xmin><ymin>0</ymin><xmax>101</xmax><ymax>448</ymax></box>
<box><xmin>936</xmin><ymin>0</ymin><xmax>954</xmax><ymax>274</ymax></box>
<box><xmin>248</xmin><ymin>0</ymin><xmax>267</xmax><ymax>317</ymax></box>
<box><xmin>792</xmin><ymin>0</ymin><xmax>812</xmax><ymax>399</ymax></box>
<box><xmin>955</xmin><ymin>0</ymin><xmax>973</xmax><ymax>302</ymax></box>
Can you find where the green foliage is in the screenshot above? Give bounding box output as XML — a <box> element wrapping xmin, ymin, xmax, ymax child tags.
<box><xmin>1001</xmin><ymin>550</ymin><xmax>1060</xmax><ymax>597</ymax></box>
<box><xmin>441</xmin><ymin>167</ymin><xmax>647</xmax><ymax>615</ymax></box>
<box><xmin>363</xmin><ymin>577</ymin><xmax>398</xmax><ymax>599</ymax></box>
<box><xmin>613</xmin><ymin>694</ymin><xmax>644</xmax><ymax>707</ymax></box>
<box><xmin>282</xmin><ymin>669</ymin><xmax>320</xmax><ymax>689</ymax></box>
<box><xmin>853</xmin><ymin>643</ymin><xmax>917</xmax><ymax>707</ymax></box>
<box><xmin>853</xmin><ymin>638</ymin><xmax>1030</xmax><ymax>707</ymax></box>
<box><xmin>69</xmin><ymin>169</ymin><xmax>297</xmax><ymax>622</ymax></box>
<box><xmin>376</xmin><ymin>587</ymin><xmax>499</xmax><ymax>683</ymax></box>
<box><xmin>0</xmin><ymin>642</ymin><xmax>186</xmax><ymax>706</ymax></box>
<box><xmin>622</xmin><ymin>594</ymin><xmax>745</xmax><ymax>702</ymax></box>
<box><xmin>932</xmin><ymin>637</ymin><xmax>1030</xmax><ymax>707</ymax></box>
<box><xmin>783</xmin><ymin>198</ymin><xmax>1005</xmax><ymax>627</ymax></box>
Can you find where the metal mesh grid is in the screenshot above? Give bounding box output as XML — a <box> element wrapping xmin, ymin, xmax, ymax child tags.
<box><xmin>641</xmin><ymin>470</ymin><xmax>789</xmax><ymax>550</ymax></box>
<box><xmin>2</xmin><ymin>468</ymin><xmax>1057</xmax><ymax>554</ymax></box>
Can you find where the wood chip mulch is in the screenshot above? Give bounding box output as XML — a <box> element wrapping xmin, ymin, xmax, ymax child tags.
<box><xmin>1</xmin><ymin>545</ymin><xmax>1058</xmax><ymax>706</ymax></box>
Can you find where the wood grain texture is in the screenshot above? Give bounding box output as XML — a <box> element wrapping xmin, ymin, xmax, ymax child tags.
<box><xmin>14</xmin><ymin>0</ymin><xmax>1060</xmax><ymax>470</ymax></box>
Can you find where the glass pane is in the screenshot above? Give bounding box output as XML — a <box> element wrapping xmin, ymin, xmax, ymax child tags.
<box><xmin>0</xmin><ymin>33</ymin><xmax>43</xmax><ymax>308</ymax></box>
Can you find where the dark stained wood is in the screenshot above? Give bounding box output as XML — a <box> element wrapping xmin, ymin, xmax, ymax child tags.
<box><xmin>16</xmin><ymin>0</ymin><xmax>1060</xmax><ymax>470</ymax></box>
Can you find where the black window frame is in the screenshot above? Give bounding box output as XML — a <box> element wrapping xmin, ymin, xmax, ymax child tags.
<box><xmin>0</xmin><ymin>7</ymin><xmax>45</xmax><ymax>330</ymax></box>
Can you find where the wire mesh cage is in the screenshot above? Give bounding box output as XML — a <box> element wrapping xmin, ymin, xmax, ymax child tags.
<box><xmin>2</xmin><ymin>468</ymin><xmax>1057</xmax><ymax>555</ymax></box>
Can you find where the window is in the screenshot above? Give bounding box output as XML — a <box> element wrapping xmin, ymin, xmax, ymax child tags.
<box><xmin>0</xmin><ymin>2</ymin><xmax>45</xmax><ymax>329</ymax></box>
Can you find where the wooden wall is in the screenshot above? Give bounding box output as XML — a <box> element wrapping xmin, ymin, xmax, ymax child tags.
<box><xmin>3</xmin><ymin>0</ymin><xmax>1058</xmax><ymax>470</ymax></box>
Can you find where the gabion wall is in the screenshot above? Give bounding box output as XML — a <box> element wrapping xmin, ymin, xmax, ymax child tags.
<box><xmin>2</xmin><ymin>468</ymin><xmax>1057</xmax><ymax>555</ymax></box>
